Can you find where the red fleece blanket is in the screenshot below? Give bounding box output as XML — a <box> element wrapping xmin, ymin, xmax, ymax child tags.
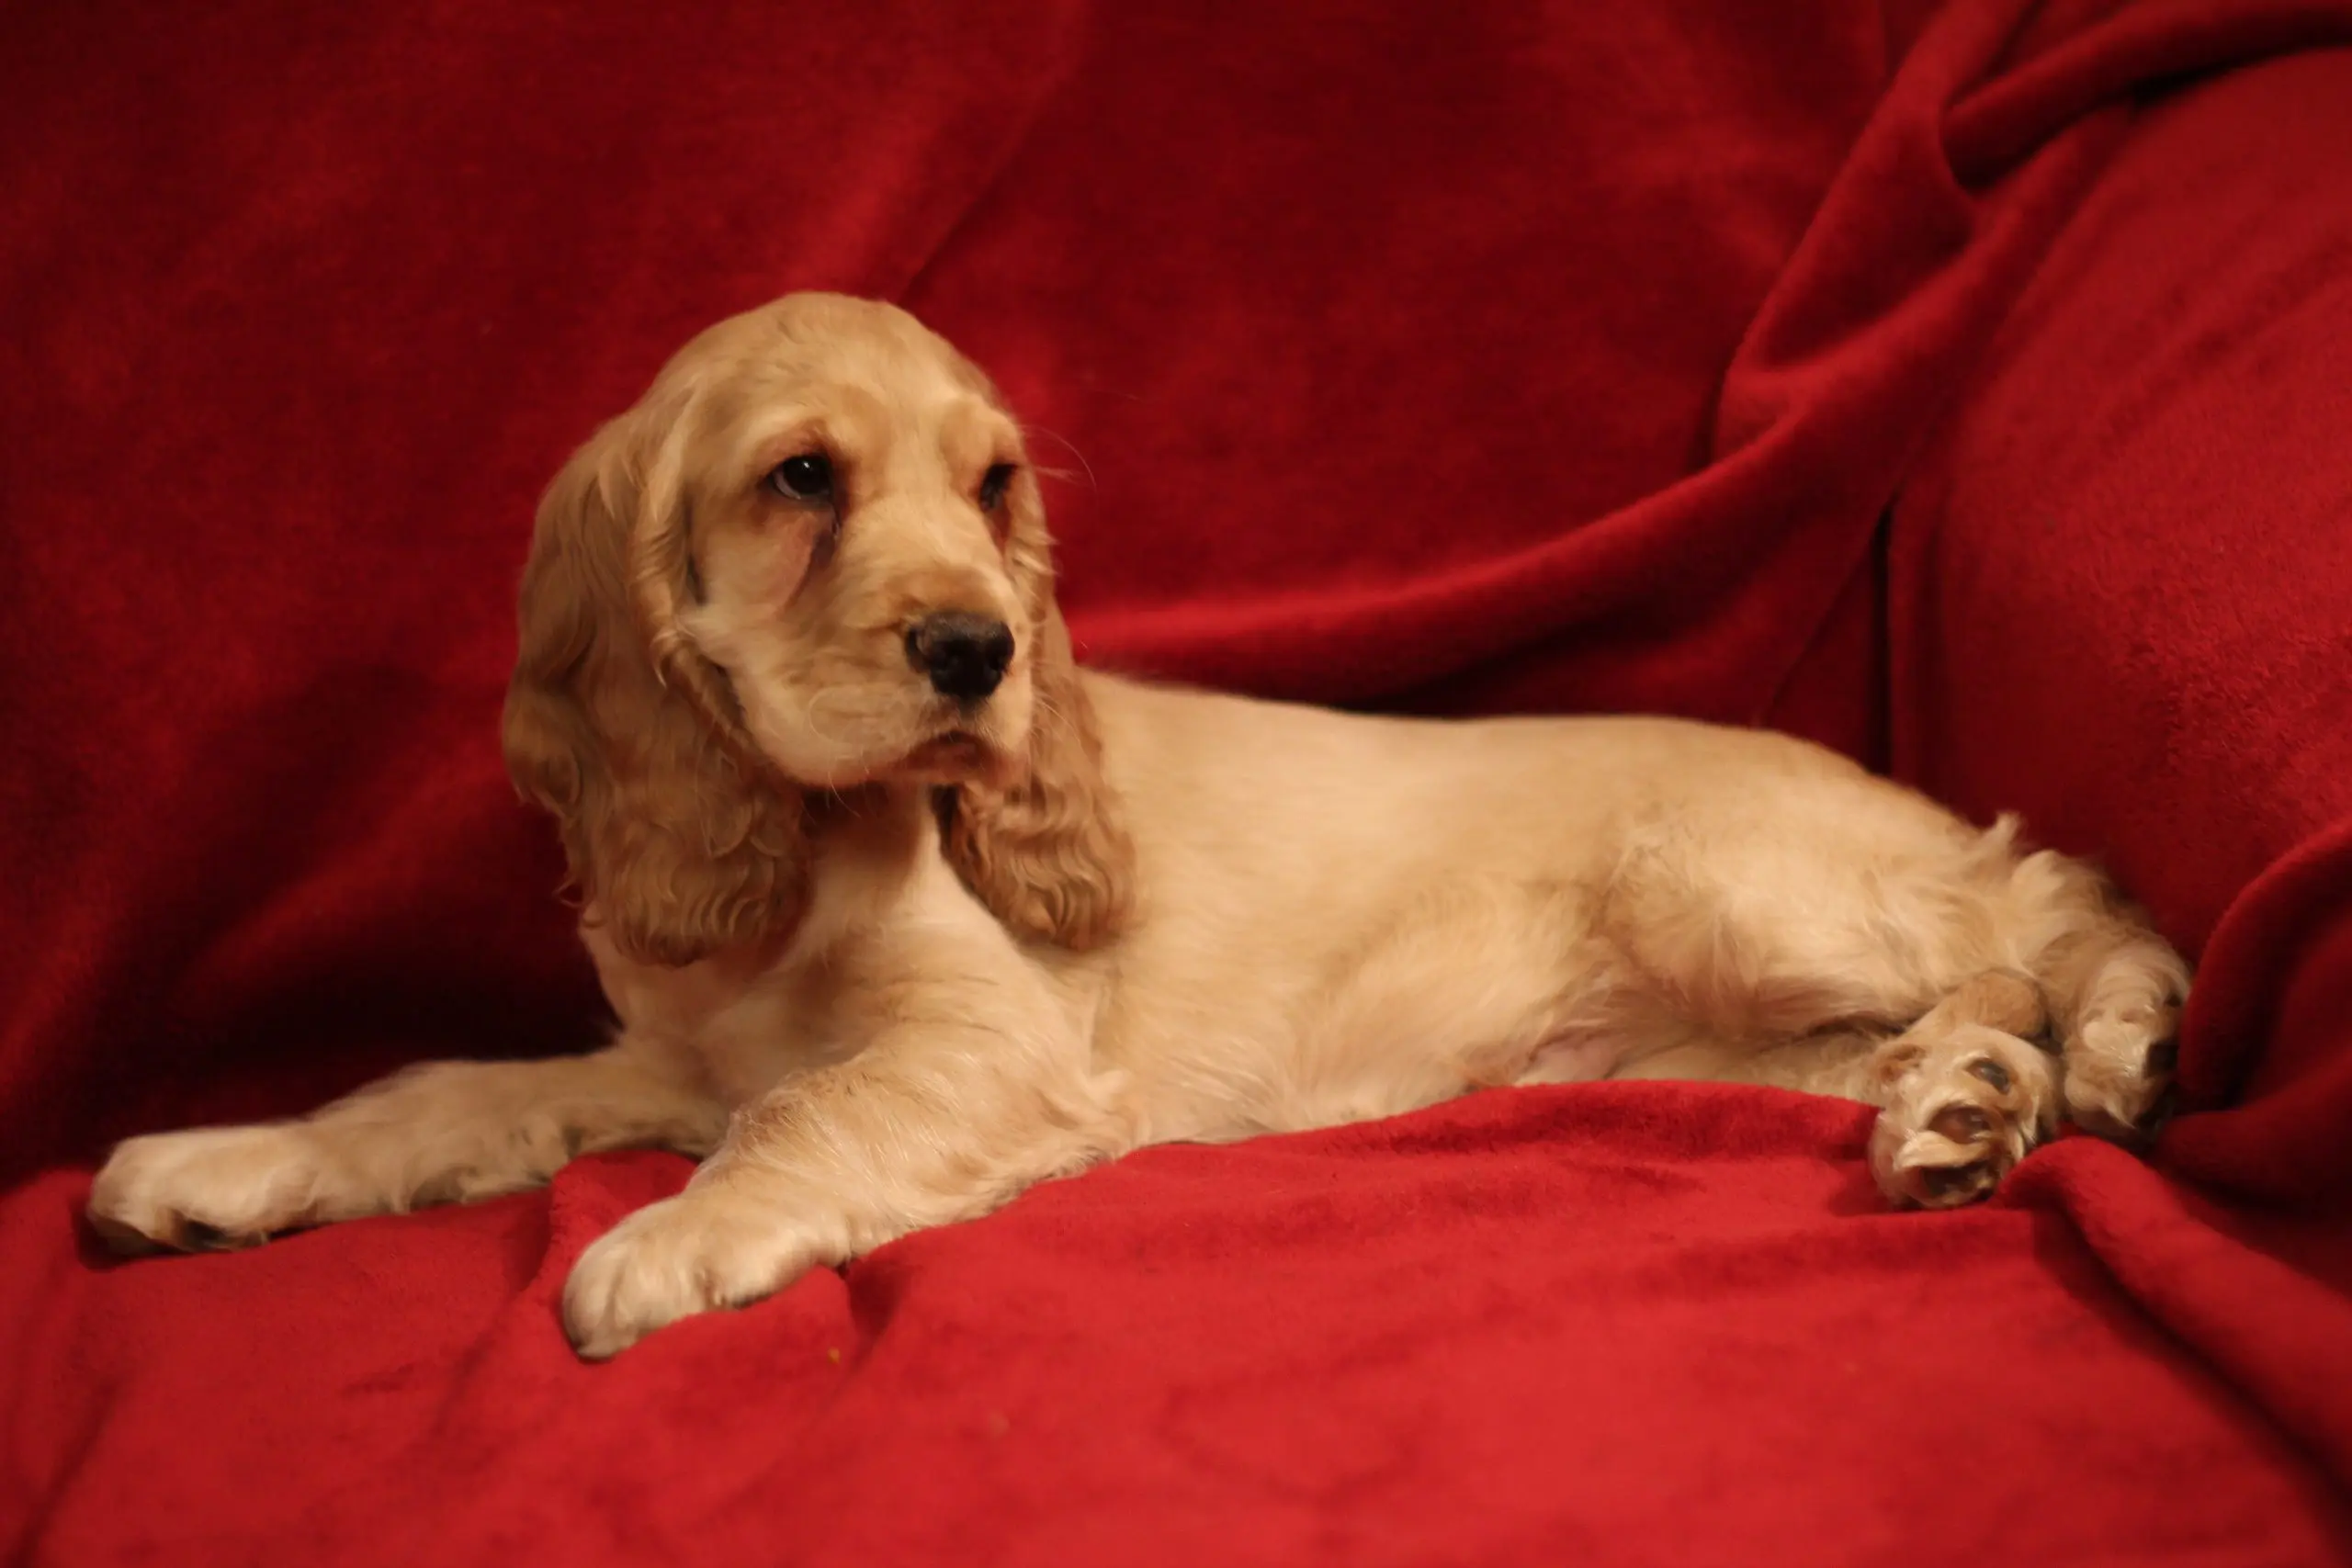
<box><xmin>5</xmin><ymin>3</ymin><xmax>2349</xmax><ymax>1563</ymax></box>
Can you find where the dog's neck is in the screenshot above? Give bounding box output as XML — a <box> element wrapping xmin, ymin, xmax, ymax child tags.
<box><xmin>798</xmin><ymin>780</ymin><xmax>933</xmax><ymax>870</ymax></box>
<box><xmin>766</xmin><ymin>781</ymin><xmax>937</xmax><ymax>961</ymax></box>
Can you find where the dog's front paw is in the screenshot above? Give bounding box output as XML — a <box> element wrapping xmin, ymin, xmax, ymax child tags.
<box><xmin>561</xmin><ymin>1187</ymin><xmax>832</xmax><ymax>1359</ymax></box>
<box><xmin>87</xmin><ymin>1125</ymin><xmax>323</xmax><ymax>1254</ymax></box>
<box><xmin>1870</xmin><ymin>1025</ymin><xmax>2060</xmax><ymax>1209</ymax></box>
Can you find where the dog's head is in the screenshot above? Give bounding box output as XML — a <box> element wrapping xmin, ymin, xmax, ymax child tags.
<box><xmin>502</xmin><ymin>293</ymin><xmax>1132</xmax><ymax>966</ymax></box>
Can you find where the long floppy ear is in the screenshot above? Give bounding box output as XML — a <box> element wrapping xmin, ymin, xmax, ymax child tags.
<box><xmin>941</xmin><ymin>519</ymin><xmax>1136</xmax><ymax>951</ymax></box>
<box><xmin>501</xmin><ymin>393</ymin><xmax>807</xmax><ymax>967</ymax></box>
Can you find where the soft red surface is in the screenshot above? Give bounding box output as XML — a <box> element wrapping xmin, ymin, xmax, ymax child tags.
<box><xmin>4</xmin><ymin>3</ymin><xmax>2349</xmax><ymax>1562</ymax></box>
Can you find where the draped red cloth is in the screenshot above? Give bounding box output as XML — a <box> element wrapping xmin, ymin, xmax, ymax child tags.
<box><xmin>5</xmin><ymin>3</ymin><xmax>2348</xmax><ymax>1562</ymax></box>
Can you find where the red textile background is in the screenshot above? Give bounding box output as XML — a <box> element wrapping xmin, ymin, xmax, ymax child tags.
<box><xmin>4</xmin><ymin>2</ymin><xmax>2349</xmax><ymax>1563</ymax></box>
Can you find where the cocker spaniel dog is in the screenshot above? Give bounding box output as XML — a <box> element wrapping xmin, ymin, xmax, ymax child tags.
<box><xmin>89</xmin><ymin>295</ymin><xmax>2190</xmax><ymax>1358</ymax></box>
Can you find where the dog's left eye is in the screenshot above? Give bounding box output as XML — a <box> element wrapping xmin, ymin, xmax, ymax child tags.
<box><xmin>978</xmin><ymin>463</ymin><xmax>1016</xmax><ymax>512</ymax></box>
<box><xmin>767</xmin><ymin>453</ymin><xmax>832</xmax><ymax>501</ymax></box>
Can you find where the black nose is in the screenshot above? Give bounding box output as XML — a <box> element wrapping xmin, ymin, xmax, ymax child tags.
<box><xmin>906</xmin><ymin>613</ymin><xmax>1014</xmax><ymax>701</ymax></box>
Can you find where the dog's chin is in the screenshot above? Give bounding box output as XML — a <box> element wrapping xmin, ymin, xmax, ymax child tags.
<box><xmin>893</xmin><ymin>729</ymin><xmax>1017</xmax><ymax>788</ymax></box>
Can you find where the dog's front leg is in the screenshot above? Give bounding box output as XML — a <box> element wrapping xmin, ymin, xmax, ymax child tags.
<box><xmin>89</xmin><ymin>1046</ymin><xmax>729</xmax><ymax>1254</ymax></box>
<box><xmin>561</xmin><ymin>984</ymin><xmax>1126</xmax><ymax>1359</ymax></box>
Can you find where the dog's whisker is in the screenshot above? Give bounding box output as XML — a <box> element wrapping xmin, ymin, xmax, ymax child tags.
<box><xmin>1021</xmin><ymin>424</ymin><xmax>1097</xmax><ymax>491</ymax></box>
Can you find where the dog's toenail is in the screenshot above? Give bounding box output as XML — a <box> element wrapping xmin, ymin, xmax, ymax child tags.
<box><xmin>1967</xmin><ymin>1058</ymin><xmax>2011</xmax><ymax>1092</ymax></box>
<box><xmin>91</xmin><ymin>1217</ymin><xmax>160</xmax><ymax>1258</ymax></box>
<box><xmin>1930</xmin><ymin>1105</ymin><xmax>1990</xmax><ymax>1141</ymax></box>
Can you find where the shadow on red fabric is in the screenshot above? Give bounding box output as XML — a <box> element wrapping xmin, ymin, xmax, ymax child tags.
<box><xmin>3</xmin><ymin>2</ymin><xmax>2348</xmax><ymax>1563</ymax></box>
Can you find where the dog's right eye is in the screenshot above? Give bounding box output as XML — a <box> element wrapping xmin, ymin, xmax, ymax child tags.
<box><xmin>766</xmin><ymin>453</ymin><xmax>832</xmax><ymax>501</ymax></box>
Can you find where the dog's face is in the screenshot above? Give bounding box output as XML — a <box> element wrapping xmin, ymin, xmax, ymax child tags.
<box><xmin>503</xmin><ymin>295</ymin><xmax>1130</xmax><ymax>967</ymax></box>
<box><xmin>667</xmin><ymin>299</ymin><xmax>1049</xmax><ymax>791</ymax></box>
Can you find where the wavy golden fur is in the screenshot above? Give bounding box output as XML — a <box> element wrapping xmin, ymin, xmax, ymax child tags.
<box><xmin>91</xmin><ymin>295</ymin><xmax>2188</xmax><ymax>1359</ymax></box>
<box><xmin>503</xmin><ymin>382</ymin><xmax>810</xmax><ymax>966</ymax></box>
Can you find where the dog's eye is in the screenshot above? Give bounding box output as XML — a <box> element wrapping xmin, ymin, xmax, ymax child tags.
<box><xmin>767</xmin><ymin>453</ymin><xmax>832</xmax><ymax>501</ymax></box>
<box><xmin>978</xmin><ymin>462</ymin><xmax>1016</xmax><ymax>512</ymax></box>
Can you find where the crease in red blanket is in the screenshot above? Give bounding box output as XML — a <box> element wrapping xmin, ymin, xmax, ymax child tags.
<box><xmin>2</xmin><ymin>2</ymin><xmax>2348</xmax><ymax>1563</ymax></box>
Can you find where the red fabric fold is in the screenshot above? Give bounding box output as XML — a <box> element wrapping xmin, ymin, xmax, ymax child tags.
<box><xmin>1887</xmin><ymin>33</ymin><xmax>2352</xmax><ymax>1507</ymax></box>
<box><xmin>5</xmin><ymin>2</ymin><xmax>2350</xmax><ymax>1562</ymax></box>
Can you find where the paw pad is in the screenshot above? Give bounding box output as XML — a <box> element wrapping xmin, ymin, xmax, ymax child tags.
<box><xmin>1871</xmin><ymin>1031</ymin><xmax>2058</xmax><ymax>1210</ymax></box>
<box><xmin>1919</xmin><ymin>1163</ymin><xmax>1997</xmax><ymax>1204</ymax></box>
<box><xmin>1928</xmin><ymin>1104</ymin><xmax>1989</xmax><ymax>1141</ymax></box>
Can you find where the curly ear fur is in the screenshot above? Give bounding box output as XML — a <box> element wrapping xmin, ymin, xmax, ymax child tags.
<box><xmin>942</xmin><ymin>558</ymin><xmax>1136</xmax><ymax>952</ymax></box>
<box><xmin>502</xmin><ymin>394</ymin><xmax>807</xmax><ymax>966</ymax></box>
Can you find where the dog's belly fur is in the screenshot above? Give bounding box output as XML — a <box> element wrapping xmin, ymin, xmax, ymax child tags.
<box><xmin>1064</xmin><ymin>676</ymin><xmax>1988</xmax><ymax>1144</ymax></box>
<box><xmin>590</xmin><ymin>674</ymin><xmax>2097</xmax><ymax>1151</ymax></box>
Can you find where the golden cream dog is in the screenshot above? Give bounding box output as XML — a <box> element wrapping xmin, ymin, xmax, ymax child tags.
<box><xmin>89</xmin><ymin>295</ymin><xmax>2189</xmax><ymax>1358</ymax></box>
